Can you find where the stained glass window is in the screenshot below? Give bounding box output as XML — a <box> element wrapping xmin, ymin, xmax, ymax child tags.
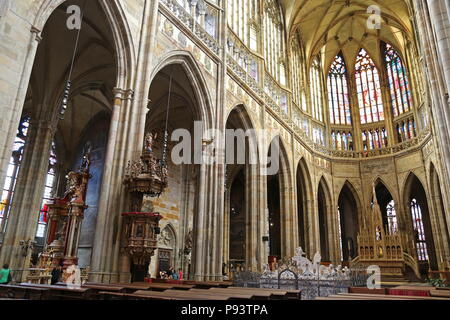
<box><xmin>362</xmin><ymin>128</ymin><xmax>387</xmax><ymax>150</ymax></box>
<box><xmin>384</xmin><ymin>43</ymin><xmax>412</xmax><ymax>117</ymax></box>
<box><xmin>328</xmin><ymin>54</ymin><xmax>351</xmax><ymax>125</ymax></box>
<box><xmin>0</xmin><ymin>117</ymin><xmax>29</xmax><ymax>233</ymax></box>
<box><xmin>410</xmin><ymin>199</ymin><xmax>429</xmax><ymax>261</ymax></box>
<box><xmin>355</xmin><ymin>49</ymin><xmax>384</xmax><ymax>124</ymax></box>
<box><xmin>311</xmin><ymin>58</ymin><xmax>323</xmax><ymax>122</ymax></box>
<box><xmin>36</xmin><ymin>141</ymin><xmax>58</xmax><ymax>238</ymax></box>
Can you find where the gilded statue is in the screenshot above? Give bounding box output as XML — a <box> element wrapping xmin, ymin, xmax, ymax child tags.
<box><xmin>144</xmin><ymin>130</ymin><xmax>158</xmax><ymax>153</ymax></box>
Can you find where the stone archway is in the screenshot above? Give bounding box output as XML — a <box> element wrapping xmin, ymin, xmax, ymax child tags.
<box><xmin>403</xmin><ymin>173</ymin><xmax>438</xmax><ymax>272</ymax></box>
<box><xmin>296</xmin><ymin>158</ymin><xmax>313</xmax><ymax>256</ymax></box>
<box><xmin>0</xmin><ymin>0</ymin><xmax>134</xmax><ymax>278</ymax></box>
<box><xmin>337</xmin><ymin>181</ymin><xmax>361</xmax><ymax>262</ymax></box>
<box><xmin>317</xmin><ymin>177</ymin><xmax>332</xmax><ymax>262</ymax></box>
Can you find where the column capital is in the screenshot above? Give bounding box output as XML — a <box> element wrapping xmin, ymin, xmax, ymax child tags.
<box><xmin>112</xmin><ymin>88</ymin><xmax>134</xmax><ymax>101</ymax></box>
<box><xmin>30</xmin><ymin>26</ymin><xmax>42</xmax><ymax>43</ymax></box>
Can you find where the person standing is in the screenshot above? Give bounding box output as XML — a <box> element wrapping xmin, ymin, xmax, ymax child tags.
<box><xmin>178</xmin><ymin>269</ymin><xmax>183</xmax><ymax>280</ymax></box>
<box><xmin>51</xmin><ymin>265</ymin><xmax>62</xmax><ymax>285</ymax></box>
<box><xmin>167</xmin><ymin>267</ymin><xmax>174</xmax><ymax>279</ymax></box>
<box><xmin>0</xmin><ymin>264</ymin><xmax>11</xmax><ymax>284</ymax></box>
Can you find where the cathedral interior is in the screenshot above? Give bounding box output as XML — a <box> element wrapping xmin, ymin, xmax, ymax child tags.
<box><xmin>0</xmin><ymin>0</ymin><xmax>449</xmax><ymax>301</ymax></box>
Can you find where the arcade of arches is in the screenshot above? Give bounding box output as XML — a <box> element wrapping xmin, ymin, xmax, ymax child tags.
<box><xmin>0</xmin><ymin>0</ymin><xmax>449</xmax><ymax>283</ymax></box>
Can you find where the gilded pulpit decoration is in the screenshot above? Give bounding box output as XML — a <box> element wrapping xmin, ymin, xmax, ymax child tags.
<box><xmin>121</xmin><ymin>129</ymin><xmax>168</xmax><ymax>267</ymax></box>
<box><xmin>30</xmin><ymin>149</ymin><xmax>92</xmax><ymax>283</ymax></box>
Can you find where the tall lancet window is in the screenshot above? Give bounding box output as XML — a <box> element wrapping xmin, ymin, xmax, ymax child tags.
<box><xmin>0</xmin><ymin>117</ymin><xmax>30</xmax><ymax>233</ymax></box>
<box><xmin>384</xmin><ymin>43</ymin><xmax>412</xmax><ymax>117</ymax></box>
<box><xmin>355</xmin><ymin>48</ymin><xmax>384</xmax><ymax>124</ymax></box>
<box><xmin>36</xmin><ymin>142</ymin><xmax>58</xmax><ymax>238</ymax></box>
<box><xmin>327</xmin><ymin>54</ymin><xmax>351</xmax><ymax>125</ymax></box>
<box><xmin>410</xmin><ymin>199</ymin><xmax>429</xmax><ymax>261</ymax></box>
<box><xmin>310</xmin><ymin>57</ymin><xmax>323</xmax><ymax>122</ymax></box>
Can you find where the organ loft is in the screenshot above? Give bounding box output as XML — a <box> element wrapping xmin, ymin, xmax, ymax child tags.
<box><xmin>0</xmin><ymin>0</ymin><xmax>449</xmax><ymax>301</ymax></box>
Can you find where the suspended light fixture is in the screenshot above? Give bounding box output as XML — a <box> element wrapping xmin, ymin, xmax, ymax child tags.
<box><xmin>60</xmin><ymin>0</ymin><xmax>87</xmax><ymax>119</ymax></box>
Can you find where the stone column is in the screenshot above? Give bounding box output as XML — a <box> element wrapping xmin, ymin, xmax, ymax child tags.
<box><xmin>91</xmin><ymin>0</ymin><xmax>161</xmax><ymax>284</ymax></box>
<box><xmin>0</xmin><ymin>118</ymin><xmax>54</xmax><ymax>279</ymax></box>
<box><xmin>89</xmin><ymin>88</ymin><xmax>133</xmax><ymax>283</ymax></box>
<box><xmin>429</xmin><ymin>181</ymin><xmax>450</xmax><ymax>269</ymax></box>
<box><xmin>0</xmin><ymin>27</ymin><xmax>42</xmax><ymax>202</ymax></box>
<box><xmin>415</xmin><ymin>0</ymin><xmax>450</xmax><ymax>195</ymax></box>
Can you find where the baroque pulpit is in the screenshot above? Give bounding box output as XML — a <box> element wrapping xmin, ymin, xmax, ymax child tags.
<box><xmin>121</xmin><ymin>131</ymin><xmax>167</xmax><ymax>279</ymax></box>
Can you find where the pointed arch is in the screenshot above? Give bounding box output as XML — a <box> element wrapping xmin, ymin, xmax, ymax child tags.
<box><xmin>327</xmin><ymin>52</ymin><xmax>351</xmax><ymax>125</ymax></box>
<box><xmin>373</xmin><ymin>177</ymin><xmax>397</xmax><ymax>233</ymax></box>
<box><xmin>296</xmin><ymin>157</ymin><xmax>313</xmax><ymax>253</ymax></box>
<box><xmin>337</xmin><ymin>180</ymin><xmax>361</xmax><ymax>261</ymax></box>
<box><xmin>267</xmin><ymin>135</ymin><xmax>293</xmax><ymax>259</ymax></box>
<box><xmin>160</xmin><ymin>223</ymin><xmax>177</xmax><ymax>249</ymax></box>
<box><xmin>382</xmin><ymin>41</ymin><xmax>412</xmax><ymax>117</ymax></box>
<box><xmin>355</xmin><ymin>48</ymin><xmax>385</xmax><ymax>124</ymax></box>
<box><xmin>33</xmin><ymin>0</ymin><xmax>135</xmax><ymax>90</ymax></box>
<box><xmin>149</xmin><ymin>51</ymin><xmax>214</xmax><ymax>131</ymax></box>
<box><xmin>403</xmin><ymin>172</ymin><xmax>438</xmax><ymax>271</ymax></box>
<box><xmin>318</xmin><ymin>176</ymin><xmax>332</xmax><ymax>261</ymax></box>
<box><xmin>310</xmin><ymin>56</ymin><xmax>324</xmax><ymax>122</ymax></box>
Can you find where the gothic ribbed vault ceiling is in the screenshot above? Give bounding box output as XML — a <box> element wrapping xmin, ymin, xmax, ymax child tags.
<box><xmin>280</xmin><ymin>0</ymin><xmax>413</xmax><ymax>71</ymax></box>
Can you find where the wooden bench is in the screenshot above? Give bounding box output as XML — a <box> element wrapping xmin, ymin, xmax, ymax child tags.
<box><xmin>134</xmin><ymin>290</ymin><xmax>231</xmax><ymax>300</ymax></box>
<box><xmin>145</xmin><ymin>283</ymin><xmax>195</xmax><ymax>291</ymax></box>
<box><xmin>229</xmin><ymin>286</ymin><xmax>300</xmax><ymax>300</ymax></box>
<box><xmin>349</xmin><ymin>287</ymin><xmax>387</xmax><ymax>295</ymax></box>
<box><xmin>99</xmin><ymin>291</ymin><xmax>180</xmax><ymax>300</ymax></box>
<box><xmin>188</xmin><ymin>288</ymin><xmax>253</xmax><ymax>300</ymax></box>
<box><xmin>208</xmin><ymin>288</ymin><xmax>271</xmax><ymax>300</ymax></box>
<box><xmin>107</xmin><ymin>283</ymin><xmax>155</xmax><ymax>293</ymax></box>
<box><xmin>430</xmin><ymin>289</ymin><xmax>450</xmax><ymax>298</ymax></box>
<box><xmin>18</xmin><ymin>283</ymin><xmax>93</xmax><ymax>300</ymax></box>
<box><xmin>0</xmin><ymin>284</ymin><xmax>49</xmax><ymax>300</ymax></box>
<box><xmin>317</xmin><ymin>293</ymin><xmax>450</xmax><ymax>300</ymax></box>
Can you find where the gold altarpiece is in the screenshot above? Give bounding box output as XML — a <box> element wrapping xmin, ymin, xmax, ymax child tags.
<box><xmin>352</xmin><ymin>184</ymin><xmax>405</xmax><ymax>277</ymax></box>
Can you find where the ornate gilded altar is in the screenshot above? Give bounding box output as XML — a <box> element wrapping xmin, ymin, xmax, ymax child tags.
<box><xmin>121</xmin><ymin>131</ymin><xmax>167</xmax><ymax>268</ymax></box>
<box><xmin>28</xmin><ymin>151</ymin><xmax>92</xmax><ymax>283</ymax></box>
<box><xmin>352</xmin><ymin>184</ymin><xmax>405</xmax><ymax>277</ymax></box>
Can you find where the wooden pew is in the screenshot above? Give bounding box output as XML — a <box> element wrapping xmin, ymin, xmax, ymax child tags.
<box><xmin>183</xmin><ymin>281</ymin><xmax>231</xmax><ymax>289</ymax></box>
<box><xmin>18</xmin><ymin>283</ymin><xmax>93</xmax><ymax>300</ymax></box>
<box><xmin>107</xmin><ymin>283</ymin><xmax>155</xmax><ymax>294</ymax></box>
<box><xmin>188</xmin><ymin>288</ymin><xmax>253</xmax><ymax>300</ymax></box>
<box><xmin>430</xmin><ymin>289</ymin><xmax>450</xmax><ymax>298</ymax></box>
<box><xmin>229</xmin><ymin>287</ymin><xmax>300</xmax><ymax>300</ymax></box>
<box><xmin>0</xmin><ymin>284</ymin><xmax>49</xmax><ymax>300</ymax></box>
<box><xmin>318</xmin><ymin>293</ymin><xmax>450</xmax><ymax>300</ymax></box>
<box><xmin>349</xmin><ymin>287</ymin><xmax>387</xmax><ymax>295</ymax></box>
<box><xmin>99</xmin><ymin>291</ymin><xmax>181</xmax><ymax>300</ymax></box>
<box><xmin>208</xmin><ymin>288</ymin><xmax>271</xmax><ymax>300</ymax></box>
<box><xmin>134</xmin><ymin>290</ymin><xmax>231</xmax><ymax>300</ymax></box>
<box><xmin>145</xmin><ymin>283</ymin><xmax>195</xmax><ymax>291</ymax></box>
